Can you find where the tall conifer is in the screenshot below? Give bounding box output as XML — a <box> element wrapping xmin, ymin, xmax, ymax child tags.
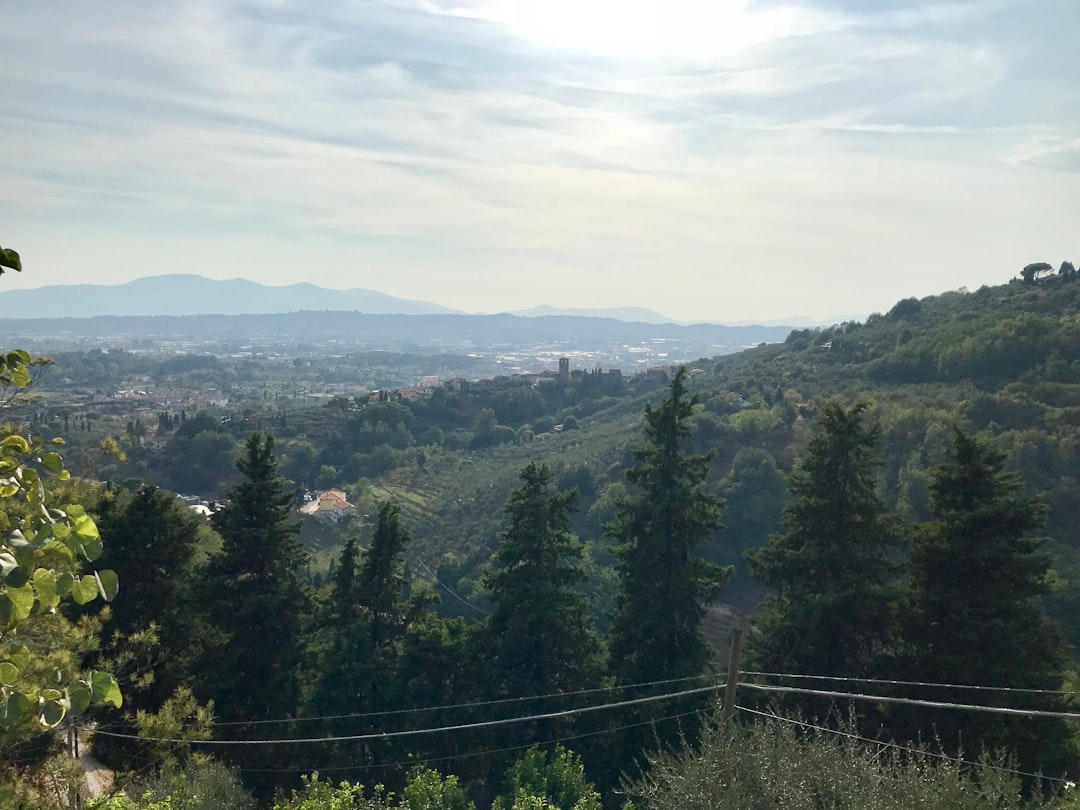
<box><xmin>607</xmin><ymin>368</ymin><xmax>728</xmax><ymax>687</ymax></box>
<box><xmin>747</xmin><ymin>402</ymin><xmax>902</xmax><ymax>679</ymax></box>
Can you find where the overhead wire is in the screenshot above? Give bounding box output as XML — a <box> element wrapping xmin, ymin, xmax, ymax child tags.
<box><xmin>736</xmin><ymin>681</ymin><xmax>1080</xmax><ymax>720</ymax></box>
<box><xmin>79</xmin><ymin>683</ymin><xmax>724</xmax><ymax>746</ymax></box>
<box><xmin>415</xmin><ymin>558</ymin><xmax>490</xmax><ymax>616</ymax></box>
<box><xmin>92</xmin><ymin>672</ymin><xmax>725</xmax><ymax>731</ymax></box>
<box><xmin>742</xmin><ymin>670</ymin><xmax>1080</xmax><ymax>697</ymax></box>
<box><xmin>735</xmin><ymin>704</ymin><xmax>1072</xmax><ymax>787</ymax></box>
<box><xmin>235</xmin><ymin>708</ymin><xmax>708</xmax><ymax>774</ymax></box>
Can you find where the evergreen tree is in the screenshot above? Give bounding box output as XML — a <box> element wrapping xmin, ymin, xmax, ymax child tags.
<box><xmin>199</xmin><ymin>434</ymin><xmax>311</xmax><ymax>725</ymax></box>
<box><xmin>310</xmin><ymin>536</ymin><xmax>372</xmax><ymax>715</ymax></box>
<box><xmin>606</xmin><ymin>367</ymin><xmax>728</xmax><ymax>686</ymax></box>
<box><xmin>903</xmin><ymin>429</ymin><xmax>1074</xmax><ymax>773</ymax></box>
<box><xmin>747</xmin><ymin>402</ymin><xmax>902</xmax><ymax>679</ymax></box>
<box><xmin>92</xmin><ymin>485</ymin><xmax>202</xmax><ymax>658</ymax></box>
<box><xmin>483</xmin><ymin>462</ymin><xmax>602</xmax><ymax>698</ymax></box>
<box><xmin>359</xmin><ymin>502</ymin><xmax>414</xmax><ymax>650</ymax></box>
<box><xmin>87</xmin><ymin>485</ymin><xmax>205</xmax><ymax>767</ymax></box>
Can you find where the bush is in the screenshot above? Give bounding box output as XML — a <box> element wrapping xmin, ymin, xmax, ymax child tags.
<box><xmin>628</xmin><ymin>714</ymin><xmax>1038</xmax><ymax>810</ymax></box>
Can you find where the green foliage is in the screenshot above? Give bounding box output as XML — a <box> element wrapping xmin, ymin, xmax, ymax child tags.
<box><xmin>627</xmin><ymin>713</ymin><xmax>1036</xmax><ymax>810</ymax></box>
<box><xmin>195</xmin><ymin>433</ymin><xmax>312</xmax><ymax>793</ymax></box>
<box><xmin>401</xmin><ymin>767</ymin><xmax>474</xmax><ymax>810</ymax></box>
<box><xmin>0</xmin><ymin>244</ymin><xmax>20</xmax><ymax>275</ymax></box>
<box><xmin>481</xmin><ymin>463</ymin><xmax>602</xmax><ymax>698</ymax></box>
<box><xmin>1</xmin><ymin>310</ymin><xmax>119</xmax><ymax>742</ymax></box>
<box><xmin>359</xmin><ymin>502</ymin><xmax>416</xmax><ymax>648</ymax></box>
<box><xmin>494</xmin><ymin>747</ymin><xmax>601</xmax><ymax>810</ymax></box>
<box><xmin>747</xmin><ymin>403</ymin><xmax>903</xmax><ymax>681</ymax></box>
<box><xmin>271</xmin><ymin>774</ymin><xmax>385</xmax><ymax>810</ymax></box>
<box><xmin>90</xmin><ymin>760</ymin><xmax>252</xmax><ymax>810</ymax></box>
<box><xmin>269</xmin><ymin>769</ymin><xmax>474</xmax><ymax>810</ymax></box>
<box><xmin>607</xmin><ymin>367</ymin><xmax>729</xmax><ymax>685</ymax></box>
<box><xmin>901</xmin><ymin>430</ymin><xmax>1075</xmax><ymax>773</ymax></box>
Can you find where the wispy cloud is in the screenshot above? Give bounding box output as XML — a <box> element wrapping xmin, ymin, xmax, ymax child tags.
<box><xmin>1</xmin><ymin>0</ymin><xmax>1076</xmax><ymax>320</ymax></box>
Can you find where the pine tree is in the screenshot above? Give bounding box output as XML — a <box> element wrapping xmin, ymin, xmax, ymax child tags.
<box><xmin>87</xmin><ymin>485</ymin><xmax>206</xmax><ymax>767</ymax></box>
<box><xmin>903</xmin><ymin>429</ymin><xmax>1074</xmax><ymax>773</ymax></box>
<box><xmin>607</xmin><ymin>368</ymin><xmax>728</xmax><ymax>687</ymax></box>
<box><xmin>483</xmin><ymin>462</ymin><xmax>602</xmax><ymax>699</ymax></box>
<box><xmin>92</xmin><ymin>485</ymin><xmax>202</xmax><ymax>658</ymax></box>
<box><xmin>199</xmin><ymin>434</ymin><xmax>311</xmax><ymax>725</ymax></box>
<box><xmin>747</xmin><ymin>402</ymin><xmax>902</xmax><ymax>679</ymax></box>
<box><xmin>358</xmin><ymin>502</ymin><xmax>413</xmax><ymax>649</ymax></box>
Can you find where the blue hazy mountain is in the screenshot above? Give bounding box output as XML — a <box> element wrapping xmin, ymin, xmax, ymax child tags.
<box><xmin>0</xmin><ymin>274</ymin><xmax>462</xmax><ymax>318</ymax></box>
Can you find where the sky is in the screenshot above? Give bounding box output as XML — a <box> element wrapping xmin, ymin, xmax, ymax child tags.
<box><xmin>2</xmin><ymin>0</ymin><xmax>1078</xmax><ymax>323</ymax></box>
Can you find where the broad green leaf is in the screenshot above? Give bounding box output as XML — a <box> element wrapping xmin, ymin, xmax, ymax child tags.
<box><xmin>72</xmin><ymin>513</ymin><xmax>99</xmax><ymax>541</ymax></box>
<box><xmin>0</xmin><ymin>246</ymin><xmax>21</xmax><ymax>273</ymax></box>
<box><xmin>68</xmin><ymin>685</ymin><xmax>91</xmax><ymax>715</ymax></box>
<box><xmin>0</xmin><ymin>690</ymin><xmax>33</xmax><ymax>729</ymax></box>
<box><xmin>39</xmin><ymin>699</ymin><xmax>65</xmax><ymax>728</ymax></box>
<box><xmin>31</xmin><ymin>568</ymin><xmax>58</xmax><ymax>611</ymax></box>
<box><xmin>50</xmin><ymin>437</ymin><xmax>65</xmax><ymax>446</ymax></box>
<box><xmin>81</xmin><ymin>537</ymin><xmax>104</xmax><ymax>562</ymax></box>
<box><xmin>7</xmin><ymin>645</ymin><xmax>29</xmax><ymax>671</ymax></box>
<box><xmin>64</xmin><ymin>504</ymin><xmax>86</xmax><ymax>520</ymax></box>
<box><xmin>95</xmin><ymin>569</ymin><xmax>118</xmax><ymax>602</ymax></box>
<box><xmin>40</xmin><ymin>541</ymin><xmax>75</xmax><ymax>569</ymax></box>
<box><xmin>5</xmin><ymin>566</ymin><xmax>29</xmax><ymax>588</ymax></box>
<box><xmin>5</xmin><ymin>583</ymin><xmax>34</xmax><ymax>621</ymax></box>
<box><xmin>90</xmin><ymin>671</ymin><xmax>122</xmax><ymax>708</ymax></box>
<box><xmin>6</xmin><ymin>350</ymin><xmax>30</xmax><ymax>365</ymax></box>
<box><xmin>40</xmin><ymin>688</ymin><xmax>62</xmax><ymax>701</ymax></box>
<box><xmin>0</xmin><ymin>662</ymin><xmax>18</xmax><ymax>685</ymax></box>
<box><xmin>0</xmin><ymin>483</ymin><xmax>18</xmax><ymax>498</ymax></box>
<box><xmin>10</xmin><ymin>364</ymin><xmax>29</xmax><ymax>388</ymax></box>
<box><xmin>40</xmin><ymin>453</ymin><xmax>64</xmax><ymax>476</ymax></box>
<box><xmin>0</xmin><ymin>436</ymin><xmax>29</xmax><ymax>453</ymax></box>
<box><xmin>54</xmin><ymin>571</ymin><xmax>73</xmax><ymax>596</ymax></box>
<box><xmin>70</xmin><ymin>575</ymin><xmax>99</xmax><ymax>605</ymax></box>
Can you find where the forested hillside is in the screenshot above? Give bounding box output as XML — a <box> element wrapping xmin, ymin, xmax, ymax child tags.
<box><xmin>7</xmin><ymin>260</ymin><xmax>1080</xmax><ymax>808</ymax></box>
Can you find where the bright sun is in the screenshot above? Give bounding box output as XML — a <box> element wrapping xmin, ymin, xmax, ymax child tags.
<box><xmin>480</xmin><ymin>0</ymin><xmax>803</xmax><ymax>61</ymax></box>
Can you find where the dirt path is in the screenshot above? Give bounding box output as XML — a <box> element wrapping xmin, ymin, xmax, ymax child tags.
<box><xmin>77</xmin><ymin>734</ymin><xmax>115</xmax><ymax>802</ymax></box>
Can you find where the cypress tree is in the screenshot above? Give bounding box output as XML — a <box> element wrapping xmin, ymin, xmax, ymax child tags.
<box><xmin>607</xmin><ymin>367</ymin><xmax>728</xmax><ymax>686</ymax></box>
<box><xmin>747</xmin><ymin>402</ymin><xmax>903</xmax><ymax>680</ymax></box>
<box><xmin>358</xmin><ymin>502</ymin><xmax>413</xmax><ymax>650</ymax></box>
<box><xmin>483</xmin><ymin>462</ymin><xmax>602</xmax><ymax>699</ymax></box>
<box><xmin>200</xmin><ymin>434</ymin><xmax>311</xmax><ymax>726</ymax></box>
<box><xmin>903</xmin><ymin>429</ymin><xmax>1074</xmax><ymax>774</ymax></box>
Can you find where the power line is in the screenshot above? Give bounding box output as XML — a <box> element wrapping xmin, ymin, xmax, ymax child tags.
<box><xmin>737</xmin><ymin>682</ymin><xmax>1080</xmax><ymax>720</ymax></box>
<box><xmin>235</xmin><ymin>708</ymin><xmax>708</xmax><ymax>774</ymax></box>
<box><xmin>415</xmin><ymin>558</ymin><xmax>490</xmax><ymax>616</ymax></box>
<box><xmin>735</xmin><ymin>705</ymin><xmax>1071</xmax><ymax>787</ymax></box>
<box><xmin>742</xmin><ymin>670</ymin><xmax>1080</xmax><ymax>697</ymax></box>
<box><xmin>80</xmin><ymin>684</ymin><xmax>723</xmax><ymax>746</ymax></box>
<box><xmin>94</xmin><ymin>673</ymin><xmax>724</xmax><ymax>731</ymax></box>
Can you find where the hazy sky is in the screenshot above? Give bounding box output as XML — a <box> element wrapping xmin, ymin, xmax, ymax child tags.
<box><xmin>3</xmin><ymin>0</ymin><xmax>1077</xmax><ymax>322</ymax></box>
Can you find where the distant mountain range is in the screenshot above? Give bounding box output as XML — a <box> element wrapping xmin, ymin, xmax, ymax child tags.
<box><xmin>0</xmin><ymin>275</ymin><xmax>461</xmax><ymax>319</ymax></box>
<box><xmin>506</xmin><ymin>305</ymin><xmax>678</xmax><ymax>324</ymax></box>
<box><xmin>0</xmin><ymin>274</ymin><xmax>833</xmax><ymax>326</ymax></box>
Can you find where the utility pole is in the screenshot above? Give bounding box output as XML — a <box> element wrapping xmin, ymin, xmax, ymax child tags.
<box><xmin>67</xmin><ymin>724</ymin><xmax>80</xmax><ymax>810</ymax></box>
<box><xmin>722</xmin><ymin>628</ymin><xmax>743</xmax><ymax>728</ymax></box>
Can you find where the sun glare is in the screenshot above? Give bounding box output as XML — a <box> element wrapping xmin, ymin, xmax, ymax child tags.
<box><xmin>482</xmin><ymin>0</ymin><xmax>802</xmax><ymax>61</ymax></box>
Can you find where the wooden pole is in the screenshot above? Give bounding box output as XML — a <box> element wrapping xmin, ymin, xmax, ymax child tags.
<box><xmin>68</xmin><ymin>725</ymin><xmax>79</xmax><ymax>810</ymax></box>
<box><xmin>722</xmin><ymin>628</ymin><xmax>743</xmax><ymax>727</ymax></box>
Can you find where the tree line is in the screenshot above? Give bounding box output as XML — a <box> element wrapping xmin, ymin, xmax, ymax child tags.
<box><xmin>10</xmin><ymin>368</ymin><xmax>1063</xmax><ymax>808</ymax></box>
